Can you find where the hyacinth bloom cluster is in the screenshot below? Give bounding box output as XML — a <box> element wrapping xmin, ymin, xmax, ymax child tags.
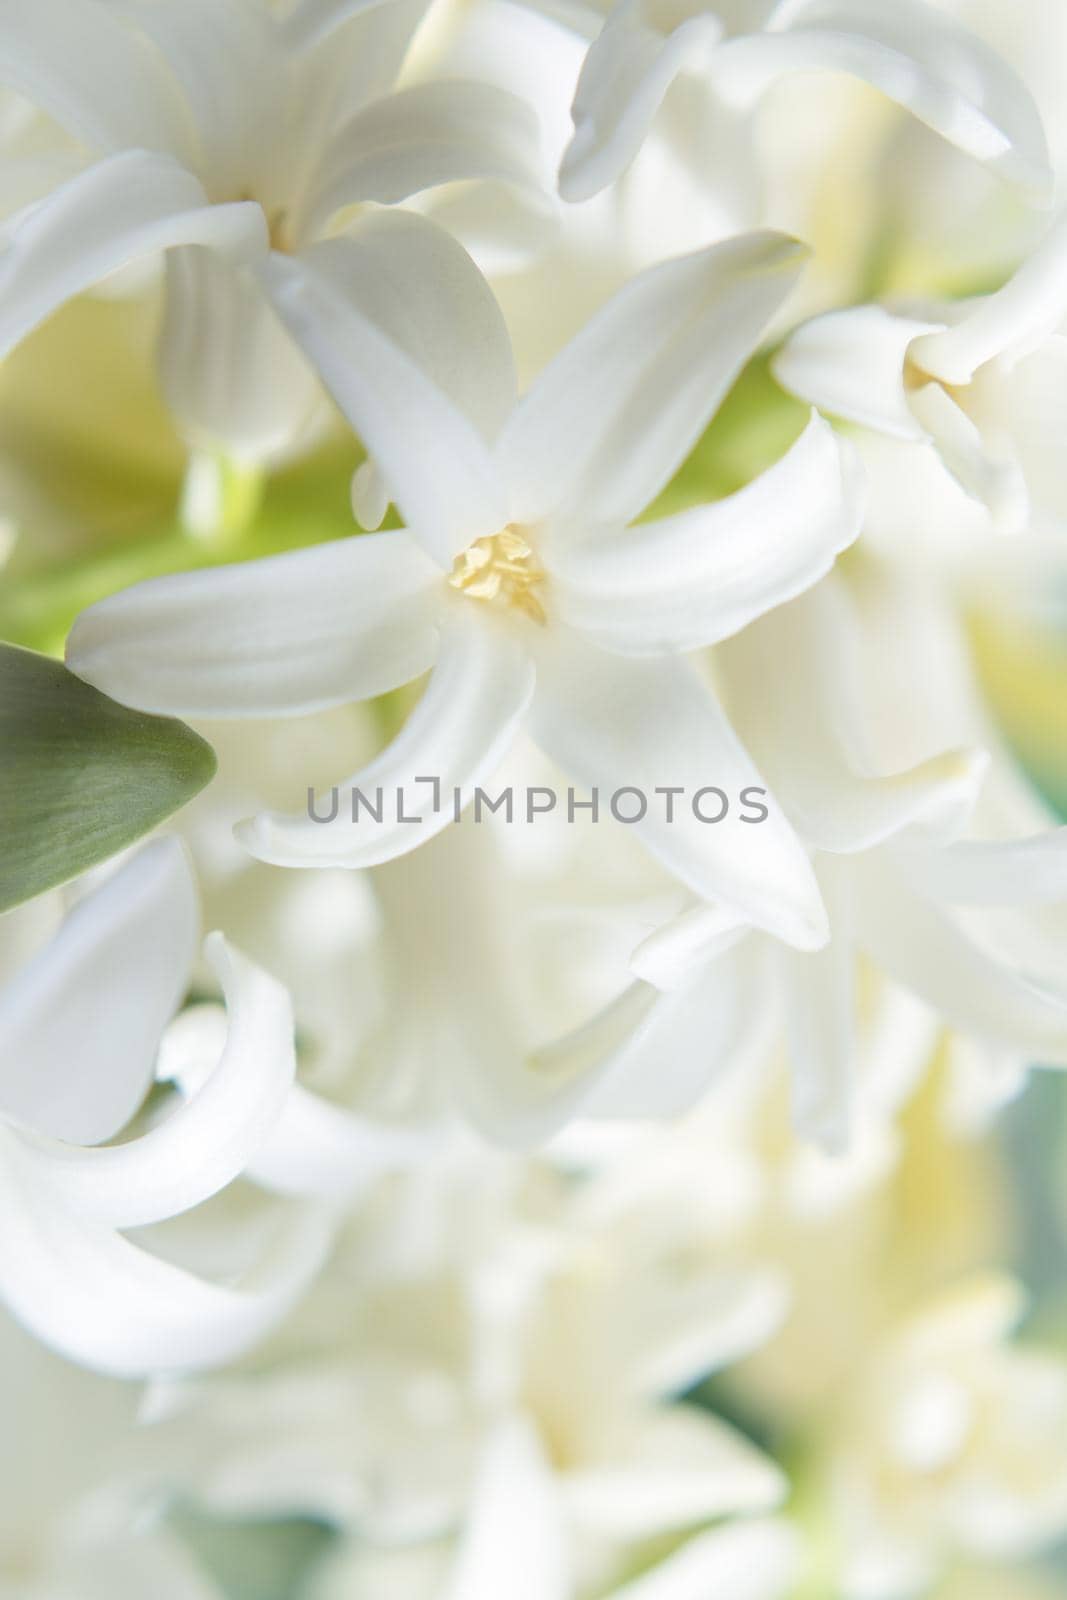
<box><xmin>6</xmin><ymin>0</ymin><xmax>1067</xmax><ymax>1596</ymax></box>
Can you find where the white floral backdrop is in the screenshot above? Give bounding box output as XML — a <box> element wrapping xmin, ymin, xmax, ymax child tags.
<box><xmin>3</xmin><ymin>1</ymin><xmax>1067</xmax><ymax>1596</ymax></box>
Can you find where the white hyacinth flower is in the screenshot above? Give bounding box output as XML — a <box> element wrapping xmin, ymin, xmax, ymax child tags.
<box><xmin>139</xmin><ymin>1135</ymin><xmax>790</xmax><ymax>1596</ymax></box>
<box><xmin>0</xmin><ymin>0</ymin><xmax>546</xmax><ymax>460</ymax></box>
<box><xmin>835</xmin><ymin>1277</ymin><xmax>1067</xmax><ymax>1599</ymax></box>
<box><xmin>615</xmin><ymin>576</ymin><xmax>1067</xmax><ymax>1149</ymax></box>
<box><xmin>67</xmin><ymin>226</ymin><xmax>865</xmax><ymax>953</ymax></box>
<box><xmin>774</xmin><ymin>211</ymin><xmax>1067</xmax><ymax>538</ymax></box>
<box><xmin>0</xmin><ymin>838</ymin><xmax>329</xmax><ymax>1378</ymax></box>
<box><xmin>558</xmin><ymin>0</ymin><xmax>1050</xmax><ymax>205</ymax></box>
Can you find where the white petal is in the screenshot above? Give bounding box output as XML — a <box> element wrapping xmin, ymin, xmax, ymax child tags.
<box><xmin>123</xmin><ymin>0</ymin><xmax>283</xmax><ymax>202</ymax></box>
<box><xmin>911</xmin><ymin>218</ymin><xmax>1067</xmax><ymax>383</ymax></box>
<box><xmin>261</xmin><ymin>219</ymin><xmax>510</xmax><ymax>565</ymax></box>
<box><xmin>67</xmin><ymin>531</ymin><xmax>441</xmax><ymax>718</ymax></box>
<box><xmin>159</xmin><ymin>247</ymin><xmax>323</xmax><ymax>462</ymax></box>
<box><xmin>719</xmin><ymin>581</ymin><xmax>989</xmax><ymax>852</ymax></box>
<box><xmin>15</xmin><ymin>934</ymin><xmax>295</xmax><ymax>1228</ymax></box>
<box><xmin>577</xmin><ymin>948</ymin><xmax>770</xmax><ymax>1119</ymax></box>
<box><xmin>295</xmin><ymin>210</ymin><xmax>517</xmax><ymax>448</ymax></box>
<box><xmin>0</xmin><ymin>839</ymin><xmax>196</xmax><ymax>1146</ymax></box>
<box><xmin>625</xmin><ymin>1270</ymin><xmax>790</xmax><ymax>1400</ymax></box>
<box><xmin>0</xmin><ymin>151</ymin><xmax>267</xmax><ymax>361</ymax></box>
<box><xmin>453</xmin><ymin>982</ymin><xmax>661</xmax><ymax>1145</ymax></box>
<box><xmin>897</xmin><ymin>830</ymin><xmax>1067</xmax><ymax>907</ymax></box>
<box><xmin>724</xmin><ymin>0</ymin><xmax>1051</xmax><ymax>192</ymax></box>
<box><xmin>570</xmin><ymin>1408</ymin><xmax>785</xmax><ymax>1540</ymax></box>
<box><xmin>300</xmin><ymin>80</ymin><xmax>547</xmax><ymax>235</ymax></box>
<box><xmin>499</xmin><ymin>230</ymin><xmax>807</xmax><ymax>528</ymax></box>
<box><xmin>0</xmin><ymin>1134</ymin><xmax>331</xmax><ymax>1378</ymax></box>
<box><xmin>630</xmin><ymin>904</ymin><xmax>751</xmax><ymax>991</ymax></box>
<box><xmin>281</xmin><ymin>0</ymin><xmax>435</xmax><ymax>170</ymax></box>
<box><xmin>0</xmin><ymin>0</ymin><xmax>192</xmax><ymax>155</ymax></box>
<box><xmin>529</xmin><ymin>631</ymin><xmax>828</xmax><ymax>951</ymax></box>
<box><xmin>351</xmin><ymin>459</ymin><xmax>390</xmax><ymax>530</ymax></box>
<box><xmin>906</xmin><ymin>379</ymin><xmax>1028</xmax><ymax>532</ymax></box>
<box><xmin>605</xmin><ymin>1519</ymin><xmax>799</xmax><ymax>1600</ymax></box>
<box><xmin>547</xmin><ymin>414</ymin><xmax>863</xmax><ymax>654</ymax></box>
<box><xmin>368</xmin><ymin>824</ymin><xmax>691</xmax><ymax>1146</ymax></box>
<box><xmin>282</xmin><ymin>0</ymin><xmax>421</xmax><ymax>54</ymax></box>
<box><xmin>559</xmin><ymin>0</ymin><xmax>726</xmax><ymax>201</ymax></box>
<box><xmin>444</xmin><ymin>1420</ymin><xmax>569</xmax><ymax>1600</ymax></box>
<box><xmin>772</xmin><ymin>306</ymin><xmax>943</xmax><ymax>438</ymax></box>
<box><xmin>854</xmin><ymin>853</ymin><xmax>1067</xmax><ymax>1065</ymax></box>
<box><xmin>237</xmin><ymin>612</ymin><xmax>535</xmax><ymax>867</ymax></box>
<box><xmin>248</xmin><ymin>1085</ymin><xmax>439</xmax><ymax>1202</ymax></box>
<box><xmin>776</xmin><ymin>859</ymin><xmax>855</xmax><ymax>1151</ymax></box>
<box><xmin>460</xmin><ymin>967</ymin><xmax>766</xmax><ymax>1139</ymax></box>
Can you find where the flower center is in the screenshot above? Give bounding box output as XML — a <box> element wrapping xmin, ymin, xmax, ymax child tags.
<box><xmin>447</xmin><ymin>527</ymin><xmax>547</xmax><ymax>624</ymax></box>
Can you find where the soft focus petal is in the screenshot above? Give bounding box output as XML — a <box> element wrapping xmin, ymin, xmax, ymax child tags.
<box><xmin>281</xmin><ymin>0</ymin><xmax>434</xmax><ymax>171</ymax></box>
<box><xmin>237</xmin><ymin>613</ymin><xmax>535</xmax><ymax>867</ymax></box>
<box><xmin>547</xmin><ymin>414</ymin><xmax>863</xmax><ymax>654</ymax></box>
<box><xmin>0</xmin><ymin>151</ymin><xmax>267</xmax><ymax>360</ymax></box>
<box><xmin>351</xmin><ymin>458</ymin><xmax>391</xmax><ymax>531</ymax></box>
<box><xmin>498</xmin><ymin>230</ymin><xmax>808</xmax><ymax>528</ymax></box>
<box><xmin>67</xmin><ymin>532</ymin><xmax>442</xmax><ymax>718</ymax></box>
<box><xmin>559</xmin><ymin>0</ymin><xmax>725</xmax><ymax>201</ymax></box>
<box><xmin>605</xmin><ymin>1518</ymin><xmax>799</xmax><ymax>1600</ymax></box>
<box><xmin>261</xmin><ymin>219</ymin><xmax>510</xmax><ymax>564</ymax></box>
<box><xmin>15</xmin><ymin>934</ymin><xmax>296</xmax><ymax>1227</ymax></box>
<box><xmin>124</xmin><ymin>0</ymin><xmax>283</xmax><ymax>201</ymax></box>
<box><xmin>444</xmin><ymin>1420</ymin><xmax>569</xmax><ymax>1600</ymax></box>
<box><xmin>159</xmin><ymin>247</ymin><xmax>324</xmax><ymax>462</ymax></box>
<box><xmin>562</xmin><ymin>0</ymin><xmax>1049</xmax><ymax>199</ymax></box>
<box><xmin>723</xmin><ymin>0</ymin><xmax>1051</xmax><ymax>192</ymax></box>
<box><xmin>0</xmin><ymin>0</ymin><xmax>191</xmax><ymax>154</ymax></box>
<box><xmin>897</xmin><ymin>830</ymin><xmax>1067</xmax><ymax>907</ymax></box>
<box><xmin>247</xmin><ymin>1085</ymin><xmax>438</xmax><ymax>1201</ymax></box>
<box><xmin>906</xmin><ymin>379</ymin><xmax>1028</xmax><ymax>532</ymax></box>
<box><xmin>623</xmin><ymin>1273</ymin><xmax>790</xmax><ymax>1401</ymax></box>
<box><xmin>0</xmin><ymin>1134</ymin><xmax>331</xmax><ymax>1378</ymax></box>
<box><xmin>776</xmin><ymin>859</ymin><xmax>855</xmax><ymax>1151</ymax></box>
<box><xmin>300</xmin><ymin>80</ymin><xmax>547</xmax><ymax>234</ymax></box>
<box><xmin>773</xmin><ymin>306</ymin><xmax>943</xmax><ymax>438</ymax></box>
<box><xmin>369</xmin><ymin>826</ymin><xmax>695</xmax><ymax>1145</ymax></box>
<box><xmin>529</xmin><ymin>631</ymin><xmax>828</xmax><ymax>951</ymax></box>
<box><xmin>454</xmin><ymin>982</ymin><xmax>661</xmax><ymax>1145</ymax></box>
<box><xmin>910</xmin><ymin>216</ymin><xmax>1067</xmax><ymax>383</ymax></box>
<box><xmin>281</xmin><ymin>0</ymin><xmax>420</xmax><ymax>54</ymax></box>
<box><xmin>630</xmin><ymin>904</ymin><xmax>752</xmax><ymax>991</ymax></box>
<box><xmin>0</xmin><ymin>839</ymin><xmax>196</xmax><ymax>1146</ymax></box>
<box><xmin>855</xmin><ymin>853</ymin><xmax>1067</xmax><ymax>1065</ymax></box>
<box><xmin>578</xmin><ymin>948</ymin><xmax>770</xmax><ymax>1119</ymax></box>
<box><xmin>569</xmin><ymin>1408</ymin><xmax>786</xmax><ymax>1539</ymax></box>
<box><xmin>720</xmin><ymin>582</ymin><xmax>989</xmax><ymax>852</ymax></box>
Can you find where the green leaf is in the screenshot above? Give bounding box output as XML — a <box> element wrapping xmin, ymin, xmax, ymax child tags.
<box><xmin>0</xmin><ymin>643</ymin><xmax>217</xmax><ymax>911</ymax></box>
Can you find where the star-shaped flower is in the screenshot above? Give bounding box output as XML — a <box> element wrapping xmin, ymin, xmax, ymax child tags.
<box><xmin>68</xmin><ymin>226</ymin><xmax>865</xmax><ymax>952</ymax></box>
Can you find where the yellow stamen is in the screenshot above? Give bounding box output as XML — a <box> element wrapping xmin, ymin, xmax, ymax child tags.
<box><xmin>448</xmin><ymin>528</ymin><xmax>547</xmax><ymax>624</ymax></box>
